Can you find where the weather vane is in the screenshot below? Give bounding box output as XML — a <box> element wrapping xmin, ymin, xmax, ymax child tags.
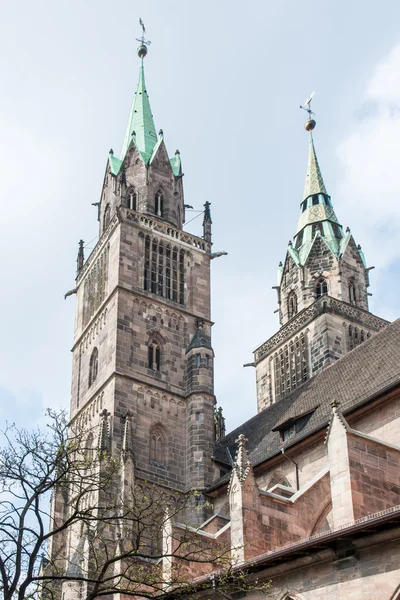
<box><xmin>300</xmin><ymin>91</ymin><xmax>316</xmax><ymax>131</ymax></box>
<box><xmin>136</xmin><ymin>18</ymin><xmax>152</xmax><ymax>48</ymax></box>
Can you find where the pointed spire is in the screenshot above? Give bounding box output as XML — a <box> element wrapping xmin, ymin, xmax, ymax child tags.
<box><xmin>233</xmin><ymin>434</ymin><xmax>251</xmax><ymax>483</ymax></box>
<box><xmin>76</xmin><ymin>239</ymin><xmax>84</xmax><ymax>275</ymax></box>
<box><xmin>98</xmin><ymin>409</ymin><xmax>110</xmax><ymax>456</ymax></box>
<box><xmin>303</xmin><ymin>132</ymin><xmax>327</xmax><ymax>201</ymax></box>
<box><xmin>121</xmin><ymin>412</ymin><xmax>134</xmax><ymax>461</ymax></box>
<box><xmin>120</xmin><ymin>52</ymin><xmax>158</xmax><ymax>163</ymax></box>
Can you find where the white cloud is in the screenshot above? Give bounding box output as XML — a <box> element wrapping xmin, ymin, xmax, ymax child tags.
<box><xmin>335</xmin><ymin>44</ymin><xmax>400</xmax><ymax>269</ymax></box>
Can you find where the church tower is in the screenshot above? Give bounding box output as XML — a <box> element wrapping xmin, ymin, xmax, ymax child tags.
<box><xmin>254</xmin><ymin>115</ymin><xmax>388</xmax><ymax>412</ymax></box>
<box><xmin>69</xmin><ymin>41</ymin><xmax>217</xmax><ymax>504</ymax></box>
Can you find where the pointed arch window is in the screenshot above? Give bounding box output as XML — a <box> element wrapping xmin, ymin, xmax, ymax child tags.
<box><xmin>149</xmin><ymin>425</ymin><xmax>166</xmax><ymax>465</ymax></box>
<box><xmin>155</xmin><ymin>191</ymin><xmax>164</xmax><ymax>217</ymax></box>
<box><xmin>148</xmin><ymin>340</ymin><xmax>161</xmax><ymax>371</ymax></box>
<box><xmin>127</xmin><ymin>188</ymin><xmax>137</xmax><ymax>210</ymax></box>
<box><xmin>312</xmin><ymin>222</ymin><xmax>323</xmax><ymax>237</ymax></box>
<box><xmin>89</xmin><ymin>348</ymin><xmax>99</xmax><ymax>387</ymax></box>
<box><xmin>143</xmin><ymin>235</ymin><xmax>185</xmax><ymax>305</ymax></box>
<box><xmin>86</xmin><ymin>432</ymin><xmax>94</xmax><ymax>463</ymax></box>
<box><xmin>103</xmin><ymin>204</ymin><xmax>111</xmax><ymax>229</ymax></box>
<box><xmin>316</xmin><ymin>277</ymin><xmax>328</xmax><ymax>299</ymax></box>
<box><xmin>287</xmin><ymin>291</ymin><xmax>298</xmax><ymax>319</ymax></box>
<box><xmin>349</xmin><ymin>279</ymin><xmax>357</xmax><ymax>304</ymax></box>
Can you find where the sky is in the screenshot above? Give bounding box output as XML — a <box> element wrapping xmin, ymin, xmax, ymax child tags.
<box><xmin>1</xmin><ymin>0</ymin><xmax>400</xmax><ymax>433</ymax></box>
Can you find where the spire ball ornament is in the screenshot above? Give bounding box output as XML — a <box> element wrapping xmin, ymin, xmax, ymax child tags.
<box><xmin>137</xmin><ymin>44</ymin><xmax>148</xmax><ymax>58</ymax></box>
<box><xmin>305</xmin><ymin>119</ymin><xmax>316</xmax><ymax>131</ymax></box>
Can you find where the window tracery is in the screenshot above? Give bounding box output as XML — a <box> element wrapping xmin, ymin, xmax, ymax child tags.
<box><xmin>315</xmin><ymin>277</ymin><xmax>328</xmax><ymax>298</ymax></box>
<box><xmin>348</xmin><ymin>325</ymin><xmax>367</xmax><ymax>350</ymax></box>
<box><xmin>274</xmin><ymin>333</ymin><xmax>308</xmax><ymax>401</ymax></box>
<box><xmin>127</xmin><ymin>188</ymin><xmax>137</xmax><ymax>210</ymax></box>
<box><xmin>149</xmin><ymin>425</ymin><xmax>166</xmax><ymax>465</ymax></box>
<box><xmin>144</xmin><ymin>235</ymin><xmax>185</xmax><ymax>304</ymax></box>
<box><xmin>348</xmin><ymin>279</ymin><xmax>357</xmax><ymax>304</ymax></box>
<box><xmin>148</xmin><ymin>340</ymin><xmax>161</xmax><ymax>371</ymax></box>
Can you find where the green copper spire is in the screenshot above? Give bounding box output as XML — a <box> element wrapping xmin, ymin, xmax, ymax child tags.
<box><xmin>120</xmin><ymin>49</ymin><xmax>158</xmax><ymax>163</ymax></box>
<box><xmin>303</xmin><ymin>132</ymin><xmax>327</xmax><ymax>200</ymax></box>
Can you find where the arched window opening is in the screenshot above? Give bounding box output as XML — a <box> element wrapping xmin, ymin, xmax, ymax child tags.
<box><xmin>143</xmin><ymin>237</ymin><xmax>185</xmax><ymax>305</ymax></box>
<box><xmin>89</xmin><ymin>348</ymin><xmax>99</xmax><ymax>387</ymax></box>
<box><xmin>274</xmin><ymin>334</ymin><xmax>308</xmax><ymax>401</ymax></box>
<box><xmin>155</xmin><ymin>192</ymin><xmax>164</xmax><ymax>217</ymax></box>
<box><xmin>316</xmin><ymin>277</ymin><xmax>328</xmax><ymax>299</ymax></box>
<box><xmin>349</xmin><ymin>279</ymin><xmax>357</xmax><ymax>304</ymax></box>
<box><xmin>287</xmin><ymin>291</ymin><xmax>298</xmax><ymax>319</ymax></box>
<box><xmin>127</xmin><ymin>188</ymin><xmax>137</xmax><ymax>210</ymax></box>
<box><xmin>103</xmin><ymin>204</ymin><xmax>111</xmax><ymax>229</ymax></box>
<box><xmin>148</xmin><ymin>341</ymin><xmax>161</xmax><ymax>371</ymax></box>
<box><xmin>312</xmin><ymin>222</ymin><xmax>323</xmax><ymax>237</ymax></box>
<box><xmin>295</xmin><ymin>230</ymin><xmax>304</xmax><ymax>249</ymax></box>
<box><xmin>150</xmin><ymin>426</ymin><xmax>166</xmax><ymax>464</ymax></box>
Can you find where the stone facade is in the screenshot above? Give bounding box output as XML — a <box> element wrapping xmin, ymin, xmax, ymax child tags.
<box><xmin>51</xmin><ymin>48</ymin><xmax>400</xmax><ymax>600</ymax></box>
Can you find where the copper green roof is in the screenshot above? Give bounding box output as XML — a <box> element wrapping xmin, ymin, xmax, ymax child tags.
<box><xmin>108</xmin><ymin>152</ymin><xmax>122</xmax><ymax>176</ymax></box>
<box><xmin>120</xmin><ymin>58</ymin><xmax>158</xmax><ymax>163</ymax></box>
<box><xmin>303</xmin><ymin>132</ymin><xmax>327</xmax><ymax>200</ymax></box>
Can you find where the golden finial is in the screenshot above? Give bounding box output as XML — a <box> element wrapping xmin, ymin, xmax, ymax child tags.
<box><xmin>300</xmin><ymin>91</ymin><xmax>316</xmax><ymax>131</ymax></box>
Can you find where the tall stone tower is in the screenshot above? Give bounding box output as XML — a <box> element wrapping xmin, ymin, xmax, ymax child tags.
<box><xmin>254</xmin><ymin>116</ymin><xmax>388</xmax><ymax>412</ymax></box>
<box><xmin>69</xmin><ymin>42</ymin><xmax>218</xmax><ymax>503</ymax></box>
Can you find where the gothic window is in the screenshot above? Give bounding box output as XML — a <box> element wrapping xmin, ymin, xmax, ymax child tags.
<box><xmin>195</xmin><ymin>354</ymin><xmax>201</xmax><ymax>368</ymax></box>
<box><xmin>143</xmin><ymin>235</ymin><xmax>185</xmax><ymax>305</ymax></box>
<box><xmin>295</xmin><ymin>229</ymin><xmax>304</xmax><ymax>248</ymax></box>
<box><xmin>89</xmin><ymin>348</ymin><xmax>99</xmax><ymax>387</ymax></box>
<box><xmin>349</xmin><ymin>279</ymin><xmax>357</xmax><ymax>304</ymax></box>
<box><xmin>103</xmin><ymin>204</ymin><xmax>111</xmax><ymax>229</ymax></box>
<box><xmin>312</xmin><ymin>194</ymin><xmax>319</xmax><ymax>205</ymax></box>
<box><xmin>274</xmin><ymin>333</ymin><xmax>308</xmax><ymax>401</ymax></box>
<box><xmin>127</xmin><ymin>188</ymin><xmax>137</xmax><ymax>210</ymax></box>
<box><xmin>155</xmin><ymin>191</ymin><xmax>164</xmax><ymax>217</ymax></box>
<box><xmin>331</xmin><ymin>223</ymin><xmax>343</xmax><ymax>239</ymax></box>
<box><xmin>148</xmin><ymin>340</ymin><xmax>161</xmax><ymax>371</ymax></box>
<box><xmin>316</xmin><ymin>277</ymin><xmax>328</xmax><ymax>298</ymax></box>
<box><xmin>149</xmin><ymin>425</ymin><xmax>166</xmax><ymax>464</ymax></box>
<box><xmin>287</xmin><ymin>291</ymin><xmax>298</xmax><ymax>319</ymax></box>
<box><xmin>83</xmin><ymin>246</ymin><xmax>109</xmax><ymax>326</ymax></box>
<box><xmin>312</xmin><ymin>222</ymin><xmax>323</xmax><ymax>237</ymax></box>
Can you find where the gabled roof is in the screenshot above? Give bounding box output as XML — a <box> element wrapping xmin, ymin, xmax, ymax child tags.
<box><xmin>212</xmin><ymin>317</ymin><xmax>398</xmax><ymax>479</ymax></box>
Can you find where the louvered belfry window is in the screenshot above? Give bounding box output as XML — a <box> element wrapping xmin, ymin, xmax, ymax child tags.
<box><xmin>144</xmin><ymin>235</ymin><xmax>185</xmax><ymax>305</ymax></box>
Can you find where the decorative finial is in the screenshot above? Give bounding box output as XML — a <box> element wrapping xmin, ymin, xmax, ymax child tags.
<box><xmin>109</xmin><ymin>148</ymin><xmax>114</xmax><ymax>155</ymax></box>
<box><xmin>300</xmin><ymin>91</ymin><xmax>316</xmax><ymax>131</ymax></box>
<box><xmin>137</xmin><ymin>18</ymin><xmax>152</xmax><ymax>58</ymax></box>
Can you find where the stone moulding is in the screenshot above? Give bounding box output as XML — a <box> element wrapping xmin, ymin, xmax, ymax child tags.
<box><xmin>254</xmin><ymin>296</ymin><xmax>388</xmax><ymax>364</ymax></box>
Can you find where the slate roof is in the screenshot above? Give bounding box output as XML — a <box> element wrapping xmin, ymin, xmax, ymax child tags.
<box><xmin>211</xmin><ymin>318</ymin><xmax>400</xmax><ymax>488</ymax></box>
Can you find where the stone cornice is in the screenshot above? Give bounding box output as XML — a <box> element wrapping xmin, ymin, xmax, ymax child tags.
<box><xmin>254</xmin><ymin>296</ymin><xmax>389</xmax><ymax>364</ymax></box>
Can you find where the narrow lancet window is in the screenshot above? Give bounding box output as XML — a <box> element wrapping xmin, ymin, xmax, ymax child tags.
<box><xmin>287</xmin><ymin>291</ymin><xmax>298</xmax><ymax>319</ymax></box>
<box><xmin>148</xmin><ymin>341</ymin><xmax>161</xmax><ymax>371</ymax></box>
<box><xmin>349</xmin><ymin>280</ymin><xmax>357</xmax><ymax>304</ymax></box>
<box><xmin>127</xmin><ymin>188</ymin><xmax>137</xmax><ymax>210</ymax></box>
<box><xmin>89</xmin><ymin>347</ymin><xmax>99</xmax><ymax>387</ymax></box>
<box><xmin>155</xmin><ymin>191</ymin><xmax>164</xmax><ymax>217</ymax></box>
<box><xmin>103</xmin><ymin>204</ymin><xmax>111</xmax><ymax>229</ymax></box>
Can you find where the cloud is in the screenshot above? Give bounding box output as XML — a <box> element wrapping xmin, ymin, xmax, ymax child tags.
<box><xmin>334</xmin><ymin>44</ymin><xmax>400</xmax><ymax>269</ymax></box>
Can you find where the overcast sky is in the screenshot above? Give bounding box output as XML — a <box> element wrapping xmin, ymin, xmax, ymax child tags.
<box><xmin>1</xmin><ymin>0</ymin><xmax>400</xmax><ymax>433</ymax></box>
